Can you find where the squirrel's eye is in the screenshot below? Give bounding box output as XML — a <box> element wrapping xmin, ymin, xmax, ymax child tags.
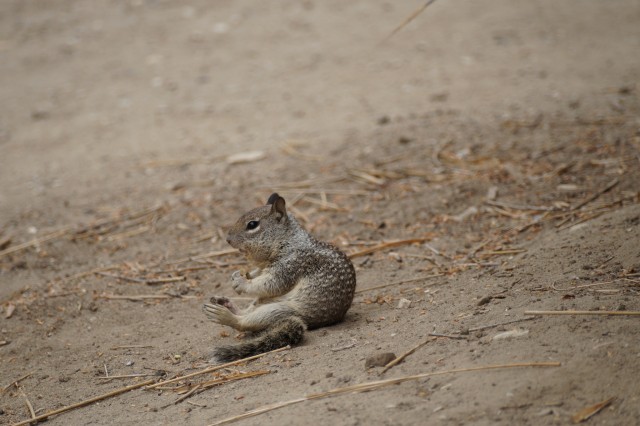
<box><xmin>246</xmin><ymin>220</ymin><xmax>260</xmax><ymax>230</ymax></box>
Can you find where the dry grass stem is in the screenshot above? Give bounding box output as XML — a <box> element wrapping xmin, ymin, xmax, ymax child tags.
<box><xmin>209</xmin><ymin>362</ymin><xmax>561</xmax><ymax>425</ymax></box>
<box><xmin>380</xmin><ymin>0</ymin><xmax>438</xmax><ymax>44</ymax></box>
<box><xmin>348</xmin><ymin>169</ymin><xmax>387</xmax><ymax>185</ymax></box>
<box><xmin>330</xmin><ymin>343</ymin><xmax>357</xmax><ymax>352</ymax></box>
<box><xmin>96</xmin><ymin>272</ymin><xmax>186</xmax><ymax>285</ymax></box>
<box><xmin>105</xmin><ymin>225</ymin><xmax>151</xmax><ymax>241</ymax></box>
<box><xmin>428</xmin><ymin>333</ymin><xmax>467</xmax><ymax>340</ymax></box>
<box><xmin>54</xmin><ymin>265</ymin><xmax>120</xmax><ymax>284</ymax></box>
<box><xmin>198</xmin><ymin>370</ymin><xmax>270</xmax><ymax>390</ymax></box>
<box><xmin>551</xmin><ymin>280</ymin><xmax>622</xmax><ymax>291</ymax></box>
<box><xmin>165</xmin><ymin>249</ymin><xmax>238</xmax><ymax>266</ymax></box>
<box><xmin>380</xmin><ymin>337</ymin><xmax>436</xmax><ymax>374</ymax></box>
<box><xmin>348</xmin><ymin>238</ymin><xmax>432</xmax><ymax>259</ymax></box>
<box><xmin>267</xmin><ymin>176</ymin><xmax>347</xmax><ymax>190</ymax></box>
<box><xmin>300</xmin><ymin>196</ymin><xmax>345</xmax><ymax>211</ymax></box>
<box><xmin>467</xmin><ymin>317</ymin><xmax>535</xmax><ymax>333</ymax></box>
<box><xmin>467</xmin><ymin>212</ymin><xmax>550</xmax><ymax>259</ymax></box>
<box><xmin>12</xmin><ymin>379</ymin><xmax>155</xmax><ymax>426</ymax></box>
<box><xmin>557</xmin><ymin>212</ymin><xmax>605</xmax><ymax>231</ymax></box>
<box><xmin>525</xmin><ymin>310</ymin><xmax>640</xmax><ymax>316</ymax></box>
<box><xmin>571</xmin><ymin>397</ymin><xmax>615</xmax><ymax>423</ymax></box>
<box><xmin>97</xmin><ymin>374</ymin><xmax>159</xmax><ymax>380</ymax></box>
<box><xmin>19</xmin><ymin>388</ymin><xmax>36</xmax><ymax>420</ymax></box>
<box><xmin>485</xmin><ymin>200</ymin><xmax>556</xmax><ymax>211</ymax></box>
<box><xmin>482</xmin><ymin>249</ymin><xmax>527</xmax><ymax>256</ymax></box>
<box><xmin>0</xmin><ymin>228</ymin><xmax>69</xmax><ymax>258</ymax></box>
<box><xmin>74</xmin><ymin>205</ymin><xmax>164</xmax><ymax>238</ymax></box>
<box><xmin>571</xmin><ymin>178</ymin><xmax>619</xmax><ymax>211</ymax></box>
<box><xmin>2</xmin><ymin>373</ymin><xmax>32</xmax><ymax>393</ymax></box>
<box><xmin>281</xmin><ymin>189</ymin><xmax>370</xmax><ymax>196</ymax></box>
<box><xmin>145</xmin><ymin>346</ymin><xmax>289</xmax><ymax>390</ymax></box>
<box><xmin>99</xmin><ymin>294</ymin><xmax>172</xmax><ymax>301</ymax></box>
<box><xmin>279</xmin><ymin>141</ymin><xmax>322</xmax><ymax>161</ymax></box>
<box><xmin>110</xmin><ymin>345</ymin><xmax>154</xmax><ymax>350</ymax></box>
<box><xmin>355</xmin><ymin>273</ymin><xmax>444</xmax><ymax>294</ymax></box>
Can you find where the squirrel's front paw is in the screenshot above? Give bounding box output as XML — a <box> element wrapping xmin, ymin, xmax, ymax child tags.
<box><xmin>231</xmin><ymin>270</ymin><xmax>249</xmax><ymax>294</ymax></box>
<box><xmin>209</xmin><ymin>296</ymin><xmax>238</xmax><ymax>314</ymax></box>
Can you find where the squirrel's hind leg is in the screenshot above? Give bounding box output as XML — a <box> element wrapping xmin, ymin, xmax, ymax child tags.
<box><xmin>204</xmin><ymin>301</ymin><xmax>298</xmax><ymax>333</ymax></box>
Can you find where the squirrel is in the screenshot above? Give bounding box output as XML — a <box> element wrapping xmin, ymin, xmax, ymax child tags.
<box><xmin>203</xmin><ymin>193</ymin><xmax>356</xmax><ymax>362</ymax></box>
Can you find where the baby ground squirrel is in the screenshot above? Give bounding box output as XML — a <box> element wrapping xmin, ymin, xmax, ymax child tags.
<box><xmin>203</xmin><ymin>193</ymin><xmax>356</xmax><ymax>362</ymax></box>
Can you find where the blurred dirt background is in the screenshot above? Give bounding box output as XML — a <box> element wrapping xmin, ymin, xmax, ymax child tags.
<box><xmin>1</xmin><ymin>1</ymin><xmax>639</xmax><ymax>425</ymax></box>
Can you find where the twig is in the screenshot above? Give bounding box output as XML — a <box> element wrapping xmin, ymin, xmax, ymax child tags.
<box><xmin>145</xmin><ymin>346</ymin><xmax>289</xmax><ymax>390</ymax></box>
<box><xmin>380</xmin><ymin>337</ymin><xmax>436</xmax><ymax>374</ymax></box>
<box><xmin>571</xmin><ymin>178</ymin><xmax>619</xmax><ymax>211</ymax></box>
<box><xmin>12</xmin><ymin>379</ymin><xmax>155</xmax><ymax>426</ymax></box>
<box><xmin>525</xmin><ymin>310</ymin><xmax>640</xmax><ymax>316</ymax></box>
<box><xmin>348</xmin><ymin>238</ymin><xmax>432</xmax><ymax>259</ymax></box>
<box><xmin>355</xmin><ymin>273</ymin><xmax>444</xmax><ymax>294</ymax></box>
<box><xmin>0</xmin><ymin>228</ymin><xmax>69</xmax><ymax>258</ymax></box>
<box><xmin>96</xmin><ymin>272</ymin><xmax>186</xmax><ymax>285</ymax></box>
<box><xmin>380</xmin><ymin>0</ymin><xmax>438</xmax><ymax>44</ymax></box>
<box><xmin>208</xmin><ymin>362</ymin><xmax>561</xmax><ymax>425</ymax></box>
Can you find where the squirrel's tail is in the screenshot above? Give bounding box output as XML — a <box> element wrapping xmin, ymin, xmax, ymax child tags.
<box><xmin>212</xmin><ymin>316</ymin><xmax>305</xmax><ymax>363</ymax></box>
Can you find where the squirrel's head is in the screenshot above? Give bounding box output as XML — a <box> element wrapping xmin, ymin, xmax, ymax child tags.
<box><xmin>226</xmin><ymin>193</ymin><xmax>291</xmax><ymax>263</ymax></box>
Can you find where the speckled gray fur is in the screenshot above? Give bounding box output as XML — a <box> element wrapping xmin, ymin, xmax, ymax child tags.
<box><xmin>203</xmin><ymin>193</ymin><xmax>356</xmax><ymax>362</ymax></box>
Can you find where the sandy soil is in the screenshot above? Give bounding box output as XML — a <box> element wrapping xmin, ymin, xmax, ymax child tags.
<box><xmin>1</xmin><ymin>1</ymin><xmax>639</xmax><ymax>425</ymax></box>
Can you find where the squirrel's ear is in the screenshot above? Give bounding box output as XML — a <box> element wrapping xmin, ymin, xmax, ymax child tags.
<box><xmin>269</xmin><ymin>195</ymin><xmax>287</xmax><ymax>221</ymax></box>
<box><xmin>266</xmin><ymin>193</ymin><xmax>280</xmax><ymax>205</ymax></box>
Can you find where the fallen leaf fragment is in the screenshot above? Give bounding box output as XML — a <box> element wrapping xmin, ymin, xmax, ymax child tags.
<box><xmin>5</xmin><ymin>303</ymin><xmax>15</xmax><ymax>319</ymax></box>
<box><xmin>226</xmin><ymin>151</ymin><xmax>265</xmax><ymax>165</ymax></box>
<box><xmin>492</xmin><ymin>328</ymin><xmax>529</xmax><ymax>340</ymax></box>
<box><xmin>571</xmin><ymin>397</ymin><xmax>615</xmax><ymax>423</ymax></box>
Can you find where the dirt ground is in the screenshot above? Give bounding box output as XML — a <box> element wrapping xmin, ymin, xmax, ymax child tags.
<box><xmin>1</xmin><ymin>1</ymin><xmax>640</xmax><ymax>425</ymax></box>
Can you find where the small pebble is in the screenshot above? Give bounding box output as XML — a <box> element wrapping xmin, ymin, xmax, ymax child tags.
<box><xmin>365</xmin><ymin>352</ymin><xmax>396</xmax><ymax>368</ymax></box>
<box><xmin>397</xmin><ymin>298</ymin><xmax>412</xmax><ymax>309</ymax></box>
